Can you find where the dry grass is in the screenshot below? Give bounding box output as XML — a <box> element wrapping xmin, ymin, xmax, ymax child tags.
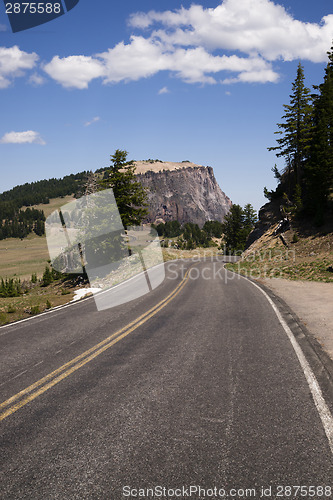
<box><xmin>30</xmin><ymin>195</ymin><xmax>75</xmax><ymax>218</ymax></box>
<box><xmin>0</xmin><ymin>280</ymin><xmax>76</xmax><ymax>326</ymax></box>
<box><xmin>226</xmin><ymin>223</ymin><xmax>333</xmax><ymax>282</ymax></box>
<box><xmin>0</xmin><ymin>235</ymin><xmax>49</xmax><ymax>281</ymax></box>
<box><xmin>162</xmin><ymin>246</ymin><xmax>221</xmax><ymax>261</ymax></box>
<box><xmin>0</xmin><ymin>196</ymin><xmax>76</xmax><ymax>281</ymax></box>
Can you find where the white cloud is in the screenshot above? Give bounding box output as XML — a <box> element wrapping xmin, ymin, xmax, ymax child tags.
<box><xmin>98</xmin><ymin>37</ymin><xmax>170</xmax><ymax>84</ymax></box>
<box><xmin>1</xmin><ymin>0</ymin><xmax>328</xmax><ymax>91</ymax></box>
<box><xmin>0</xmin><ymin>130</ymin><xmax>46</xmax><ymax>145</ymax></box>
<box><xmin>129</xmin><ymin>0</ymin><xmax>333</xmax><ymax>63</ymax></box>
<box><xmin>97</xmin><ymin>37</ymin><xmax>277</xmax><ymax>86</ymax></box>
<box><xmin>43</xmin><ymin>55</ymin><xmax>105</xmax><ymax>89</ymax></box>
<box><xmin>29</xmin><ymin>73</ymin><xmax>45</xmax><ymax>86</ymax></box>
<box><xmin>85</xmin><ymin>116</ymin><xmax>100</xmax><ymax>126</ymax></box>
<box><xmin>158</xmin><ymin>86</ymin><xmax>170</xmax><ymax>94</ymax></box>
<box><xmin>0</xmin><ymin>46</ymin><xmax>38</xmax><ymax>88</ymax></box>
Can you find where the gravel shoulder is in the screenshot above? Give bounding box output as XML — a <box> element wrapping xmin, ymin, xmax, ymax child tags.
<box><xmin>259</xmin><ymin>278</ymin><xmax>333</xmax><ymax>360</ymax></box>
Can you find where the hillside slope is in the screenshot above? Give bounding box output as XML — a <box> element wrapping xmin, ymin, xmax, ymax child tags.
<box><xmin>227</xmin><ymin>199</ymin><xmax>333</xmax><ymax>282</ymax></box>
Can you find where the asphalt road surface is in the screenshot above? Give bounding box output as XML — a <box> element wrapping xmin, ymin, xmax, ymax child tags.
<box><xmin>1</xmin><ymin>259</ymin><xmax>332</xmax><ymax>499</ymax></box>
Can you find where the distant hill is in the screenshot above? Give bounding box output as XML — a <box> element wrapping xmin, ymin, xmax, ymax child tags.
<box><xmin>0</xmin><ymin>172</ymin><xmax>88</xmax><ymax>240</ymax></box>
<box><xmin>0</xmin><ymin>160</ymin><xmax>232</xmax><ymax>239</ymax></box>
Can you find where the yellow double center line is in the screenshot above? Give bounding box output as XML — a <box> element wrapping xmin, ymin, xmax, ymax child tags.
<box><xmin>0</xmin><ymin>268</ymin><xmax>191</xmax><ymax>422</ymax></box>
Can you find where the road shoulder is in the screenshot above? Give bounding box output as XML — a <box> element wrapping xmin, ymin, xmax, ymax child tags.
<box><xmin>259</xmin><ymin>278</ymin><xmax>333</xmax><ymax>359</ymax></box>
<box><xmin>254</xmin><ymin>277</ymin><xmax>333</xmax><ymax>410</ymax></box>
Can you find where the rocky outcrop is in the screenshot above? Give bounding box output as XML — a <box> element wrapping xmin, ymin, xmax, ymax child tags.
<box><xmin>245</xmin><ymin>198</ymin><xmax>288</xmax><ymax>249</ymax></box>
<box><xmin>135</xmin><ymin>161</ymin><xmax>232</xmax><ymax>226</ymax></box>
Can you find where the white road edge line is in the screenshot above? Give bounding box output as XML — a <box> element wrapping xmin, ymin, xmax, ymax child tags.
<box><xmin>240</xmin><ymin>273</ymin><xmax>333</xmax><ymax>455</ymax></box>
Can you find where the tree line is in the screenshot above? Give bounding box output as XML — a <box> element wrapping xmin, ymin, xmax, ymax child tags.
<box><xmin>151</xmin><ymin>220</ymin><xmax>224</xmax><ymax>249</ymax></box>
<box><xmin>0</xmin><ymin>207</ymin><xmax>45</xmax><ymax>240</ymax></box>
<box><xmin>266</xmin><ymin>45</ymin><xmax>333</xmax><ymax>225</ymax></box>
<box><xmin>150</xmin><ymin>207</ymin><xmax>257</xmax><ymax>253</ymax></box>
<box><xmin>0</xmin><ymin>172</ymin><xmax>88</xmax><ymax>240</ymax></box>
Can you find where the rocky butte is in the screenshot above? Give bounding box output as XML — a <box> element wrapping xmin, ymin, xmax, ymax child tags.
<box><xmin>134</xmin><ymin>161</ymin><xmax>232</xmax><ymax>226</ymax></box>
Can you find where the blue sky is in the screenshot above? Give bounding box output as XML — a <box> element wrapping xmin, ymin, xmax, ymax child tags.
<box><xmin>0</xmin><ymin>0</ymin><xmax>332</xmax><ymax>212</ymax></box>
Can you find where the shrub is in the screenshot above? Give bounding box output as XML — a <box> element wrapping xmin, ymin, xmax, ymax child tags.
<box><xmin>30</xmin><ymin>305</ymin><xmax>40</xmax><ymax>315</ymax></box>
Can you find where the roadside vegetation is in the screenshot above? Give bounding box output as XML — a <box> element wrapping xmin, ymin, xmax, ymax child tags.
<box><xmin>225</xmin><ymin>218</ymin><xmax>333</xmax><ymax>282</ymax></box>
<box><xmin>0</xmin><ymin>266</ymin><xmax>84</xmax><ymax>326</ymax></box>
<box><xmin>226</xmin><ymin>48</ymin><xmax>333</xmax><ymax>281</ymax></box>
<box><xmin>265</xmin><ymin>48</ymin><xmax>333</xmax><ymax>225</ymax></box>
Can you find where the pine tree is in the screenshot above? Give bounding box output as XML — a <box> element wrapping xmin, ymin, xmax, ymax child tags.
<box><xmin>99</xmin><ymin>150</ymin><xmax>148</xmax><ymax>228</ymax></box>
<box><xmin>268</xmin><ymin>62</ymin><xmax>313</xmax><ymax>192</ymax></box>
<box><xmin>222</xmin><ymin>204</ymin><xmax>257</xmax><ymax>253</ymax></box>
<box><xmin>304</xmin><ymin>45</ymin><xmax>333</xmax><ymax>218</ymax></box>
<box><xmin>222</xmin><ymin>204</ymin><xmax>245</xmax><ymax>253</ymax></box>
<box><xmin>243</xmin><ymin>203</ymin><xmax>258</xmax><ymax>231</ymax></box>
<box><xmin>42</xmin><ymin>266</ymin><xmax>53</xmax><ymax>286</ymax></box>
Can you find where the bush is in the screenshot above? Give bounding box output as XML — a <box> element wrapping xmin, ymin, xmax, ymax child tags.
<box><xmin>30</xmin><ymin>305</ymin><xmax>40</xmax><ymax>315</ymax></box>
<box><xmin>7</xmin><ymin>305</ymin><xmax>16</xmax><ymax>313</ymax></box>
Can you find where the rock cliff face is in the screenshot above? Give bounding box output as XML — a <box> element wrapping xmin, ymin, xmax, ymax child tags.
<box><xmin>134</xmin><ymin>161</ymin><xmax>232</xmax><ymax>226</ymax></box>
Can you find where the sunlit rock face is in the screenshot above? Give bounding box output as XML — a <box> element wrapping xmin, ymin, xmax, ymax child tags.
<box><xmin>135</xmin><ymin>161</ymin><xmax>232</xmax><ymax>226</ymax></box>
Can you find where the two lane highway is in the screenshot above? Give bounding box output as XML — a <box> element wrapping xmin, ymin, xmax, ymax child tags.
<box><xmin>1</xmin><ymin>259</ymin><xmax>332</xmax><ymax>499</ymax></box>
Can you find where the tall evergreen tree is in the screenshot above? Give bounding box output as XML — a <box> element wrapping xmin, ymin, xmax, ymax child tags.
<box><xmin>222</xmin><ymin>204</ymin><xmax>245</xmax><ymax>253</ymax></box>
<box><xmin>222</xmin><ymin>204</ymin><xmax>257</xmax><ymax>253</ymax></box>
<box><xmin>304</xmin><ymin>46</ymin><xmax>333</xmax><ymax>218</ymax></box>
<box><xmin>268</xmin><ymin>62</ymin><xmax>313</xmax><ymax>192</ymax></box>
<box><xmin>99</xmin><ymin>150</ymin><xmax>148</xmax><ymax>228</ymax></box>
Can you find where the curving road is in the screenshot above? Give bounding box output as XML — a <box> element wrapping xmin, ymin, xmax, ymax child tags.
<box><xmin>0</xmin><ymin>258</ymin><xmax>332</xmax><ymax>499</ymax></box>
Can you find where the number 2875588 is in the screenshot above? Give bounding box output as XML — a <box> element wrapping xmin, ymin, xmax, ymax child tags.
<box><xmin>5</xmin><ymin>3</ymin><xmax>62</xmax><ymax>14</ymax></box>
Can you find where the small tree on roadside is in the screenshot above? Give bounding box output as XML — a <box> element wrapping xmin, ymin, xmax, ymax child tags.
<box><xmin>42</xmin><ymin>266</ymin><xmax>53</xmax><ymax>287</ymax></box>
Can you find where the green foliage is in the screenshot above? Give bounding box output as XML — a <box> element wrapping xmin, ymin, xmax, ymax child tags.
<box><xmin>99</xmin><ymin>149</ymin><xmax>148</xmax><ymax>228</ymax></box>
<box><xmin>0</xmin><ymin>171</ymin><xmax>88</xmax><ymax>241</ymax></box>
<box><xmin>0</xmin><ymin>278</ymin><xmax>22</xmax><ymax>297</ymax></box>
<box><xmin>0</xmin><ymin>172</ymin><xmax>87</xmax><ymax>207</ymax></box>
<box><xmin>30</xmin><ymin>305</ymin><xmax>40</xmax><ymax>315</ymax></box>
<box><xmin>42</xmin><ymin>266</ymin><xmax>61</xmax><ymax>286</ymax></box>
<box><xmin>304</xmin><ymin>45</ymin><xmax>333</xmax><ymax>218</ymax></box>
<box><xmin>268</xmin><ymin>49</ymin><xmax>333</xmax><ymax>221</ymax></box>
<box><xmin>46</xmin><ymin>300</ymin><xmax>52</xmax><ymax>309</ymax></box>
<box><xmin>202</xmin><ymin>220</ymin><xmax>224</xmax><ymax>238</ymax></box>
<box><xmin>222</xmin><ymin>204</ymin><xmax>257</xmax><ymax>254</ymax></box>
<box><xmin>154</xmin><ymin>219</ymin><xmax>225</xmax><ymax>249</ymax></box>
<box><xmin>7</xmin><ymin>305</ymin><xmax>16</xmax><ymax>313</ymax></box>
<box><xmin>31</xmin><ymin>272</ymin><xmax>37</xmax><ymax>284</ymax></box>
<box><xmin>153</xmin><ymin>220</ymin><xmax>182</xmax><ymax>238</ymax></box>
<box><xmin>293</xmin><ymin>184</ymin><xmax>303</xmax><ymax>214</ymax></box>
<box><xmin>42</xmin><ymin>266</ymin><xmax>53</xmax><ymax>286</ymax></box>
<box><xmin>268</xmin><ymin>62</ymin><xmax>313</xmax><ymax>190</ymax></box>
